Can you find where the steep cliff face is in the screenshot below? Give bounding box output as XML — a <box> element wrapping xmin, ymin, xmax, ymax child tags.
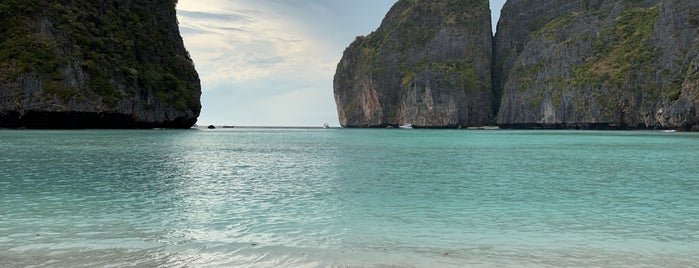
<box><xmin>334</xmin><ymin>0</ymin><xmax>493</xmax><ymax>128</ymax></box>
<box><xmin>0</xmin><ymin>0</ymin><xmax>201</xmax><ymax>129</ymax></box>
<box><xmin>495</xmin><ymin>0</ymin><xmax>699</xmax><ymax>130</ymax></box>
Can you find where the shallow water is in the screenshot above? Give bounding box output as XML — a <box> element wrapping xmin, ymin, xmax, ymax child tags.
<box><xmin>1</xmin><ymin>129</ymin><xmax>698</xmax><ymax>267</ymax></box>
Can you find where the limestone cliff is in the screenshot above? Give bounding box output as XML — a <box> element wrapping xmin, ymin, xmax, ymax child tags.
<box><xmin>495</xmin><ymin>0</ymin><xmax>699</xmax><ymax>130</ymax></box>
<box><xmin>0</xmin><ymin>0</ymin><xmax>201</xmax><ymax>129</ymax></box>
<box><xmin>333</xmin><ymin>0</ymin><xmax>493</xmax><ymax>128</ymax></box>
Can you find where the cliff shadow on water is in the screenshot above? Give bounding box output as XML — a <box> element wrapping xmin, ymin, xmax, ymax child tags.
<box><xmin>0</xmin><ymin>0</ymin><xmax>201</xmax><ymax>129</ymax></box>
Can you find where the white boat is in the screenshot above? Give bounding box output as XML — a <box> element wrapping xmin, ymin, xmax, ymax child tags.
<box><xmin>662</xmin><ymin>129</ymin><xmax>677</xmax><ymax>133</ymax></box>
<box><xmin>399</xmin><ymin>123</ymin><xmax>413</xmax><ymax>129</ymax></box>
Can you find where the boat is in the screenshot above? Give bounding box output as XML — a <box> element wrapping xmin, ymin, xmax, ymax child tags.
<box><xmin>399</xmin><ymin>123</ymin><xmax>413</xmax><ymax>129</ymax></box>
<box><xmin>323</xmin><ymin>123</ymin><xmax>330</xmax><ymax>129</ymax></box>
<box><xmin>662</xmin><ymin>129</ymin><xmax>677</xmax><ymax>133</ymax></box>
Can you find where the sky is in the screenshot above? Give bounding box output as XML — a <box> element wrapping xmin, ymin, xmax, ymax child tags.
<box><xmin>177</xmin><ymin>0</ymin><xmax>507</xmax><ymax>127</ymax></box>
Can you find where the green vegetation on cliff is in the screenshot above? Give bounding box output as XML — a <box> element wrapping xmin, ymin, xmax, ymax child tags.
<box><xmin>397</xmin><ymin>60</ymin><xmax>487</xmax><ymax>95</ymax></box>
<box><xmin>0</xmin><ymin>0</ymin><xmax>199</xmax><ymax>111</ymax></box>
<box><xmin>496</xmin><ymin>0</ymin><xmax>699</xmax><ymax>130</ymax></box>
<box><xmin>375</xmin><ymin>0</ymin><xmax>489</xmax><ymax>49</ymax></box>
<box><xmin>356</xmin><ymin>0</ymin><xmax>490</xmax><ymax>89</ymax></box>
<box><xmin>334</xmin><ymin>0</ymin><xmax>492</xmax><ymax>128</ymax></box>
<box><xmin>572</xmin><ymin>5</ymin><xmax>660</xmax><ymax>92</ymax></box>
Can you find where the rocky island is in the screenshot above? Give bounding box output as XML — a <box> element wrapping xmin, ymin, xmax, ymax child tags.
<box><xmin>333</xmin><ymin>0</ymin><xmax>493</xmax><ymax>128</ymax></box>
<box><xmin>334</xmin><ymin>0</ymin><xmax>699</xmax><ymax>130</ymax></box>
<box><xmin>0</xmin><ymin>0</ymin><xmax>201</xmax><ymax>129</ymax></box>
<box><xmin>495</xmin><ymin>0</ymin><xmax>699</xmax><ymax>130</ymax></box>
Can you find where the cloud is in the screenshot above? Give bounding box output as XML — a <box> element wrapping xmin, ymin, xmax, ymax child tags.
<box><xmin>178</xmin><ymin>26</ymin><xmax>210</xmax><ymax>36</ymax></box>
<box><xmin>213</xmin><ymin>26</ymin><xmax>247</xmax><ymax>33</ymax></box>
<box><xmin>247</xmin><ymin>56</ymin><xmax>285</xmax><ymax>67</ymax></box>
<box><xmin>177</xmin><ymin>10</ymin><xmax>253</xmax><ymax>23</ymax></box>
<box><xmin>176</xmin><ymin>0</ymin><xmax>396</xmax><ymax>125</ymax></box>
<box><xmin>178</xmin><ymin>10</ymin><xmax>342</xmax><ymax>90</ymax></box>
<box><xmin>177</xmin><ymin>0</ymin><xmax>509</xmax><ymax>126</ymax></box>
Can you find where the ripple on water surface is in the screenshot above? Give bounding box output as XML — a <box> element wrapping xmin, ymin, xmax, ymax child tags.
<box><xmin>1</xmin><ymin>129</ymin><xmax>698</xmax><ymax>267</ymax></box>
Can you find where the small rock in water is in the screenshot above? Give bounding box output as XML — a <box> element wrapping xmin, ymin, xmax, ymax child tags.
<box><xmin>207</xmin><ymin>125</ymin><xmax>216</xmax><ymax>129</ymax></box>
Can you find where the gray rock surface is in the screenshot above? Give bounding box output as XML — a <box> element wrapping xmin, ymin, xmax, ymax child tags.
<box><xmin>495</xmin><ymin>0</ymin><xmax>699</xmax><ymax>130</ymax></box>
<box><xmin>333</xmin><ymin>0</ymin><xmax>493</xmax><ymax>128</ymax></box>
<box><xmin>0</xmin><ymin>0</ymin><xmax>200</xmax><ymax>129</ymax></box>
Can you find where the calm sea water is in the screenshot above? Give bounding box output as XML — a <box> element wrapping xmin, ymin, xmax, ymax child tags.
<box><xmin>1</xmin><ymin>128</ymin><xmax>698</xmax><ymax>267</ymax></box>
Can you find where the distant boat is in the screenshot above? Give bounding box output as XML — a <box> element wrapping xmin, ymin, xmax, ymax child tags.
<box><xmin>662</xmin><ymin>129</ymin><xmax>677</xmax><ymax>133</ymax></box>
<box><xmin>323</xmin><ymin>123</ymin><xmax>330</xmax><ymax>129</ymax></box>
<box><xmin>399</xmin><ymin>123</ymin><xmax>413</xmax><ymax>129</ymax></box>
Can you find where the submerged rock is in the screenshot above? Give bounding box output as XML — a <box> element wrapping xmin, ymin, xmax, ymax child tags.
<box><xmin>0</xmin><ymin>0</ymin><xmax>201</xmax><ymax>129</ymax></box>
<box><xmin>333</xmin><ymin>0</ymin><xmax>493</xmax><ymax>128</ymax></box>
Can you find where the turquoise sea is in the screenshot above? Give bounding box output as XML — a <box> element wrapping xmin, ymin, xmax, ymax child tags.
<box><xmin>1</xmin><ymin>128</ymin><xmax>698</xmax><ymax>267</ymax></box>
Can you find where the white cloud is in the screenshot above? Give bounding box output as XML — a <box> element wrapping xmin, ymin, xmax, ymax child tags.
<box><xmin>176</xmin><ymin>0</ymin><xmax>505</xmax><ymax>126</ymax></box>
<box><xmin>177</xmin><ymin>1</ymin><xmax>345</xmax><ymax>89</ymax></box>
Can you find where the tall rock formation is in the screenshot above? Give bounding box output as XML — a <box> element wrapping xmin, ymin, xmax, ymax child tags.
<box><xmin>494</xmin><ymin>0</ymin><xmax>699</xmax><ymax>130</ymax></box>
<box><xmin>0</xmin><ymin>0</ymin><xmax>201</xmax><ymax>129</ymax></box>
<box><xmin>333</xmin><ymin>0</ymin><xmax>493</xmax><ymax>128</ymax></box>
